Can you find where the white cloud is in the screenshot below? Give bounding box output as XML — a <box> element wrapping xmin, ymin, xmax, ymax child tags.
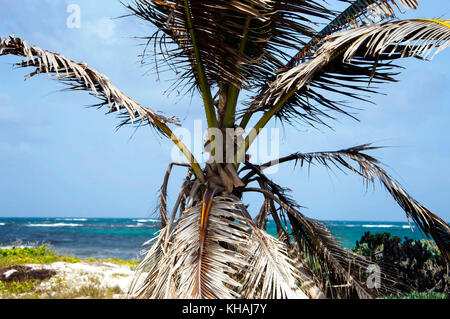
<box><xmin>83</xmin><ymin>17</ymin><xmax>117</xmax><ymax>44</ymax></box>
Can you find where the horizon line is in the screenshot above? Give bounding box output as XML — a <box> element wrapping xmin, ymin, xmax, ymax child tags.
<box><xmin>0</xmin><ymin>216</ymin><xmax>439</xmax><ymax>223</ymax></box>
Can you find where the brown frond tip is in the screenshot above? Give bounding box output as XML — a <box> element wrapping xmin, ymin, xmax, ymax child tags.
<box><xmin>0</xmin><ymin>35</ymin><xmax>179</xmax><ymax>129</ymax></box>
<box><xmin>288</xmin><ymin>0</ymin><xmax>420</xmax><ymax>67</ymax></box>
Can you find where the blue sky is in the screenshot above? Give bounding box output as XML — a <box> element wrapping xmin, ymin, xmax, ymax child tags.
<box><xmin>0</xmin><ymin>1</ymin><xmax>449</xmax><ymax>222</ymax></box>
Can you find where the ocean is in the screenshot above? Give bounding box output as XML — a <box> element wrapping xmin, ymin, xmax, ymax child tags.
<box><xmin>0</xmin><ymin>218</ymin><xmax>428</xmax><ymax>261</ymax></box>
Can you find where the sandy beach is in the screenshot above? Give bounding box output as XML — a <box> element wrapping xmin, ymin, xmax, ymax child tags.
<box><xmin>0</xmin><ymin>260</ymin><xmax>146</xmax><ymax>299</ymax></box>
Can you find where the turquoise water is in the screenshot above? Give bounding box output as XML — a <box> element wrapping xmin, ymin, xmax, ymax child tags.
<box><xmin>0</xmin><ymin>217</ymin><xmax>429</xmax><ymax>260</ymax></box>
<box><xmin>322</xmin><ymin>220</ymin><xmax>427</xmax><ymax>248</ymax></box>
<box><xmin>266</xmin><ymin>220</ymin><xmax>427</xmax><ymax>248</ymax></box>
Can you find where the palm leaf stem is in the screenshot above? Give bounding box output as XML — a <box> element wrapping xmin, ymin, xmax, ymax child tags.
<box><xmin>234</xmin><ymin>89</ymin><xmax>296</xmax><ymax>167</ymax></box>
<box><xmin>256</xmin><ymin>179</ymin><xmax>288</xmax><ymax>239</ymax></box>
<box><xmin>238</xmin><ymin>112</ymin><xmax>252</xmax><ymax>129</ymax></box>
<box><xmin>159</xmin><ymin>162</ymin><xmax>191</xmax><ymax>227</ymax></box>
<box><xmin>223</xmin><ymin>14</ymin><xmax>253</xmax><ymax>128</ymax></box>
<box><xmin>194</xmin><ymin>188</ymin><xmax>216</xmax><ymax>298</ymax></box>
<box><xmin>182</xmin><ymin>0</ymin><xmax>218</xmax><ymax>129</ymax></box>
<box><xmin>154</xmin><ymin>120</ymin><xmax>205</xmax><ymax>183</ymax></box>
<box><xmin>163</xmin><ymin>186</ymin><xmax>187</xmax><ymax>248</ymax></box>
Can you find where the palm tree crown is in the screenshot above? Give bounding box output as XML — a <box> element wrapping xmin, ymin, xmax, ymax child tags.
<box><xmin>1</xmin><ymin>0</ymin><xmax>449</xmax><ymax>299</ymax></box>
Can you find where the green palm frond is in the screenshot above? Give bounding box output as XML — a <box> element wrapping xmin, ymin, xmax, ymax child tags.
<box><xmin>250</xmin><ymin>19</ymin><xmax>450</xmax><ymax>118</ymax></box>
<box><xmin>239</xmin><ymin>0</ymin><xmax>419</xmax><ymax>128</ymax></box>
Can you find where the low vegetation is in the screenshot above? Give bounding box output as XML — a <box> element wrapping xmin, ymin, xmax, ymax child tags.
<box><xmin>2</xmin><ymin>236</ymin><xmax>448</xmax><ymax>299</ymax></box>
<box><xmin>353</xmin><ymin>232</ymin><xmax>449</xmax><ymax>298</ymax></box>
<box><xmin>0</xmin><ymin>245</ymin><xmax>138</xmax><ymax>299</ymax></box>
<box><xmin>380</xmin><ymin>292</ymin><xmax>447</xmax><ymax>299</ymax></box>
<box><xmin>0</xmin><ymin>246</ymin><xmax>80</xmax><ymax>268</ymax></box>
<box><xmin>0</xmin><ymin>274</ymin><xmax>123</xmax><ymax>299</ymax></box>
<box><xmin>0</xmin><ymin>245</ymin><xmax>139</xmax><ymax>268</ymax></box>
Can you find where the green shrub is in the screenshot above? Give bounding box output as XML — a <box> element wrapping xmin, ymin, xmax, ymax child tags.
<box><xmin>353</xmin><ymin>232</ymin><xmax>449</xmax><ymax>295</ymax></box>
<box><xmin>0</xmin><ymin>280</ymin><xmax>37</xmax><ymax>296</ymax></box>
<box><xmin>380</xmin><ymin>292</ymin><xmax>448</xmax><ymax>299</ymax></box>
<box><xmin>0</xmin><ymin>245</ymin><xmax>80</xmax><ymax>267</ymax></box>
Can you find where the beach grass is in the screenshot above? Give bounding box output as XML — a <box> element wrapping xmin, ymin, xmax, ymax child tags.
<box><xmin>0</xmin><ymin>275</ymin><xmax>124</xmax><ymax>299</ymax></box>
<box><xmin>0</xmin><ymin>246</ymin><xmax>80</xmax><ymax>268</ymax></box>
<box><xmin>0</xmin><ymin>245</ymin><xmax>139</xmax><ymax>268</ymax></box>
<box><xmin>0</xmin><ymin>245</ymin><xmax>140</xmax><ymax>299</ymax></box>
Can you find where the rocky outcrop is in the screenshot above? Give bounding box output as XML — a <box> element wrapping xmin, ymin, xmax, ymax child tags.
<box><xmin>0</xmin><ymin>265</ymin><xmax>56</xmax><ymax>283</ymax></box>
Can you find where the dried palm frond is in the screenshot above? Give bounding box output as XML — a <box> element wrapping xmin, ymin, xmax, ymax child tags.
<box><xmin>243</xmin><ymin>226</ymin><xmax>309</xmax><ymax>299</ymax></box>
<box><xmin>0</xmin><ymin>35</ymin><xmax>178</xmax><ymax>131</ymax></box>
<box><xmin>259</xmin><ymin>144</ymin><xmax>450</xmax><ymax>263</ymax></box>
<box><xmin>288</xmin><ymin>0</ymin><xmax>419</xmax><ymax>67</ymax></box>
<box><xmin>158</xmin><ymin>162</ymin><xmax>191</xmax><ymax>227</ymax></box>
<box><xmin>127</xmin><ymin>225</ymin><xmax>173</xmax><ymax>298</ymax></box>
<box><xmin>244</xmin><ymin>19</ymin><xmax>450</xmax><ymax>128</ymax></box>
<box><xmin>124</xmin><ymin>0</ymin><xmax>333</xmax><ymax>94</ymax></box>
<box><xmin>240</xmin><ymin>186</ymin><xmax>403</xmax><ymax>298</ymax></box>
<box><xmin>129</xmin><ymin>193</ymin><xmax>311</xmax><ymax>299</ymax></box>
<box><xmin>236</xmin><ymin>201</ymin><xmax>309</xmax><ymax>299</ymax></box>
<box><xmin>241</xmin><ymin>0</ymin><xmax>418</xmax><ymax>127</ymax></box>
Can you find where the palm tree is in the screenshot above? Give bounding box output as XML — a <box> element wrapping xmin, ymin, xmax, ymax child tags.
<box><xmin>1</xmin><ymin>0</ymin><xmax>449</xmax><ymax>299</ymax></box>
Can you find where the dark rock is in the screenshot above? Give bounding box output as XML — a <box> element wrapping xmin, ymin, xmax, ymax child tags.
<box><xmin>0</xmin><ymin>265</ymin><xmax>56</xmax><ymax>282</ymax></box>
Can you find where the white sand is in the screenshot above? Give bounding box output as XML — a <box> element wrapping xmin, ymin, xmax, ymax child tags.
<box><xmin>23</xmin><ymin>261</ymin><xmax>147</xmax><ymax>299</ymax></box>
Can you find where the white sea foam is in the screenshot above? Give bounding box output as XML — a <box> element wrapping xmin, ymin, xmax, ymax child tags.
<box><xmin>0</xmin><ymin>223</ymin><xmax>5</xmax><ymax>226</ymax></box>
<box><xmin>27</xmin><ymin>223</ymin><xmax>82</xmax><ymax>227</ymax></box>
<box><xmin>126</xmin><ymin>223</ymin><xmax>144</xmax><ymax>228</ymax></box>
<box><xmin>56</xmin><ymin>218</ymin><xmax>87</xmax><ymax>221</ymax></box>
<box><xmin>362</xmin><ymin>224</ymin><xmax>397</xmax><ymax>228</ymax></box>
<box><xmin>134</xmin><ymin>219</ymin><xmax>159</xmax><ymax>223</ymax></box>
<box><xmin>343</xmin><ymin>223</ymin><xmax>413</xmax><ymax>229</ymax></box>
